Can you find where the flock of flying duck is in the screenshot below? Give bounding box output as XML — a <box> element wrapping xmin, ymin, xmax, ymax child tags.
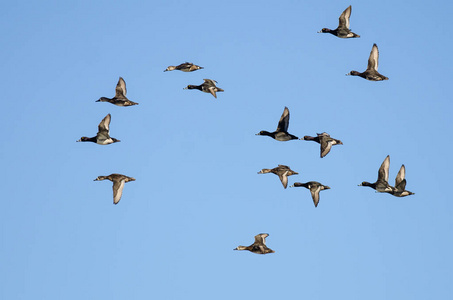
<box><xmin>76</xmin><ymin>5</ymin><xmax>413</xmax><ymax>254</ymax></box>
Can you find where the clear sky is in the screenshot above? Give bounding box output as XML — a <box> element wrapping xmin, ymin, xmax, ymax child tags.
<box><xmin>1</xmin><ymin>0</ymin><xmax>452</xmax><ymax>299</ymax></box>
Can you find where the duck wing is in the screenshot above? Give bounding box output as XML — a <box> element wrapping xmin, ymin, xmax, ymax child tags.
<box><xmin>310</xmin><ymin>185</ymin><xmax>322</xmax><ymax>207</ymax></box>
<box><xmin>395</xmin><ymin>165</ymin><xmax>407</xmax><ymax>190</ymax></box>
<box><xmin>367</xmin><ymin>44</ymin><xmax>380</xmax><ymax>71</ymax></box>
<box><xmin>177</xmin><ymin>62</ymin><xmax>192</xmax><ymax>69</ymax></box>
<box><xmin>276</xmin><ymin>107</ymin><xmax>290</xmax><ymax>132</ymax></box>
<box><xmin>112</xmin><ymin>178</ymin><xmax>126</xmax><ymax>204</ymax></box>
<box><xmin>115</xmin><ymin>77</ymin><xmax>127</xmax><ymax>99</ymax></box>
<box><xmin>277</xmin><ymin>164</ymin><xmax>290</xmax><ymax>170</ymax></box>
<box><xmin>277</xmin><ymin>170</ymin><xmax>289</xmax><ymax>188</ymax></box>
<box><xmin>254</xmin><ymin>233</ymin><xmax>269</xmax><ymax>245</ymax></box>
<box><xmin>320</xmin><ymin>138</ymin><xmax>333</xmax><ymax>158</ymax></box>
<box><xmin>377</xmin><ymin>155</ymin><xmax>390</xmax><ymax>183</ymax></box>
<box><xmin>97</xmin><ymin>114</ymin><xmax>111</xmax><ymax>138</ymax></box>
<box><xmin>338</xmin><ymin>5</ymin><xmax>352</xmax><ymax>29</ymax></box>
<box><xmin>207</xmin><ymin>86</ymin><xmax>217</xmax><ymax>98</ymax></box>
<box><xmin>203</xmin><ymin>79</ymin><xmax>217</xmax><ymax>86</ymax></box>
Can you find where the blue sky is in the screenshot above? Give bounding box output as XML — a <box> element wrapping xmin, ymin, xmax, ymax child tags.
<box><xmin>1</xmin><ymin>0</ymin><xmax>452</xmax><ymax>299</ymax></box>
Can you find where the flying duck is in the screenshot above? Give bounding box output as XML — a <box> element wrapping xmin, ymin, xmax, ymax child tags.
<box><xmin>96</xmin><ymin>77</ymin><xmax>139</xmax><ymax>106</ymax></box>
<box><xmin>184</xmin><ymin>79</ymin><xmax>224</xmax><ymax>98</ymax></box>
<box><xmin>290</xmin><ymin>181</ymin><xmax>330</xmax><ymax>207</ymax></box>
<box><xmin>359</xmin><ymin>155</ymin><xmax>394</xmax><ymax>193</ymax></box>
<box><xmin>319</xmin><ymin>5</ymin><xmax>360</xmax><ymax>38</ymax></box>
<box><xmin>234</xmin><ymin>233</ymin><xmax>275</xmax><ymax>254</ymax></box>
<box><xmin>164</xmin><ymin>62</ymin><xmax>203</xmax><ymax>72</ymax></box>
<box><xmin>256</xmin><ymin>107</ymin><xmax>299</xmax><ymax>141</ymax></box>
<box><xmin>77</xmin><ymin>114</ymin><xmax>120</xmax><ymax>145</ymax></box>
<box><xmin>302</xmin><ymin>132</ymin><xmax>343</xmax><ymax>158</ymax></box>
<box><xmin>258</xmin><ymin>165</ymin><xmax>298</xmax><ymax>189</ymax></box>
<box><xmin>388</xmin><ymin>165</ymin><xmax>415</xmax><ymax>197</ymax></box>
<box><xmin>347</xmin><ymin>44</ymin><xmax>389</xmax><ymax>81</ymax></box>
<box><xmin>94</xmin><ymin>174</ymin><xmax>135</xmax><ymax>204</ymax></box>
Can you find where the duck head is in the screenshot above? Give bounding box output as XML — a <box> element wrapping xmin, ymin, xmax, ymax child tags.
<box><xmin>318</xmin><ymin>28</ymin><xmax>331</xmax><ymax>33</ymax></box>
<box><xmin>346</xmin><ymin>71</ymin><xmax>361</xmax><ymax>76</ymax></box>
<box><xmin>77</xmin><ymin>137</ymin><xmax>92</xmax><ymax>142</ymax></box>
<box><xmin>164</xmin><ymin>66</ymin><xmax>176</xmax><ymax>72</ymax></box>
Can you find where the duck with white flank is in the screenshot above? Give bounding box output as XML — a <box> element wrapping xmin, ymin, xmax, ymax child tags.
<box><xmin>234</xmin><ymin>233</ymin><xmax>275</xmax><ymax>254</ymax></box>
<box><xmin>256</xmin><ymin>107</ymin><xmax>299</xmax><ymax>141</ymax></box>
<box><xmin>347</xmin><ymin>44</ymin><xmax>389</xmax><ymax>81</ymax></box>
<box><xmin>388</xmin><ymin>164</ymin><xmax>415</xmax><ymax>197</ymax></box>
<box><xmin>302</xmin><ymin>132</ymin><xmax>343</xmax><ymax>158</ymax></box>
<box><xmin>290</xmin><ymin>181</ymin><xmax>330</xmax><ymax>207</ymax></box>
<box><xmin>96</xmin><ymin>77</ymin><xmax>138</xmax><ymax>107</ymax></box>
<box><xmin>94</xmin><ymin>174</ymin><xmax>135</xmax><ymax>205</ymax></box>
<box><xmin>359</xmin><ymin>155</ymin><xmax>394</xmax><ymax>193</ymax></box>
<box><xmin>184</xmin><ymin>79</ymin><xmax>224</xmax><ymax>98</ymax></box>
<box><xmin>318</xmin><ymin>5</ymin><xmax>360</xmax><ymax>38</ymax></box>
<box><xmin>77</xmin><ymin>114</ymin><xmax>120</xmax><ymax>145</ymax></box>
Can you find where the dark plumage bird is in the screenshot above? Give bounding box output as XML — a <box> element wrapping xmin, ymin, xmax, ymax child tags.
<box><xmin>256</xmin><ymin>107</ymin><xmax>299</xmax><ymax>141</ymax></box>
<box><xmin>77</xmin><ymin>114</ymin><xmax>120</xmax><ymax>145</ymax></box>
<box><xmin>96</xmin><ymin>77</ymin><xmax>139</xmax><ymax>106</ymax></box>
<box><xmin>388</xmin><ymin>165</ymin><xmax>415</xmax><ymax>197</ymax></box>
<box><xmin>164</xmin><ymin>62</ymin><xmax>203</xmax><ymax>72</ymax></box>
<box><xmin>290</xmin><ymin>181</ymin><xmax>330</xmax><ymax>207</ymax></box>
<box><xmin>94</xmin><ymin>174</ymin><xmax>135</xmax><ymax>204</ymax></box>
<box><xmin>184</xmin><ymin>79</ymin><xmax>224</xmax><ymax>98</ymax></box>
<box><xmin>302</xmin><ymin>132</ymin><xmax>343</xmax><ymax>158</ymax></box>
<box><xmin>234</xmin><ymin>233</ymin><xmax>275</xmax><ymax>254</ymax></box>
<box><xmin>318</xmin><ymin>5</ymin><xmax>360</xmax><ymax>38</ymax></box>
<box><xmin>258</xmin><ymin>165</ymin><xmax>298</xmax><ymax>189</ymax></box>
<box><xmin>359</xmin><ymin>155</ymin><xmax>394</xmax><ymax>193</ymax></box>
<box><xmin>347</xmin><ymin>44</ymin><xmax>389</xmax><ymax>81</ymax></box>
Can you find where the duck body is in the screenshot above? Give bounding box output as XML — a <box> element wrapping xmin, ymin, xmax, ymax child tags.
<box><xmin>257</xmin><ymin>131</ymin><xmax>298</xmax><ymax>141</ymax></box>
<box><xmin>290</xmin><ymin>181</ymin><xmax>330</xmax><ymax>207</ymax></box>
<box><xmin>256</xmin><ymin>107</ymin><xmax>299</xmax><ymax>141</ymax></box>
<box><xmin>96</xmin><ymin>97</ymin><xmax>138</xmax><ymax>107</ymax></box>
<box><xmin>184</xmin><ymin>79</ymin><xmax>224</xmax><ymax>98</ymax></box>
<box><xmin>77</xmin><ymin>114</ymin><xmax>120</xmax><ymax>145</ymax></box>
<box><xmin>234</xmin><ymin>233</ymin><xmax>275</xmax><ymax>254</ymax></box>
<box><xmin>94</xmin><ymin>173</ymin><xmax>135</xmax><ymax>204</ymax></box>
<box><xmin>302</xmin><ymin>132</ymin><xmax>343</xmax><ymax>158</ymax></box>
<box><xmin>319</xmin><ymin>6</ymin><xmax>360</xmax><ymax>38</ymax></box>
<box><xmin>258</xmin><ymin>165</ymin><xmax>298</xmax><ymax>189</ymax></box>
<box><xmin>164</xmin><ymin>62</ymin><xmax>203</xmax><ymax>72</ymax></box>
<box><xmin>96</xmin><ymin>77</ymin><xmax>139</xmax><ymax>106</ymax></box>
<box><xmin>359</xmin><ymin>155</ymin><xmax>394</xmax><ymax>193</ymax></box>
<box><xmin>347</xmin><ymin>44</ymin><xmax>388</xmax><ymax>81</ymax></box>
<box><xmin>388</xmin><ymin>165</ymin><xmax>415</xmax><ymax>197</ymax></box>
